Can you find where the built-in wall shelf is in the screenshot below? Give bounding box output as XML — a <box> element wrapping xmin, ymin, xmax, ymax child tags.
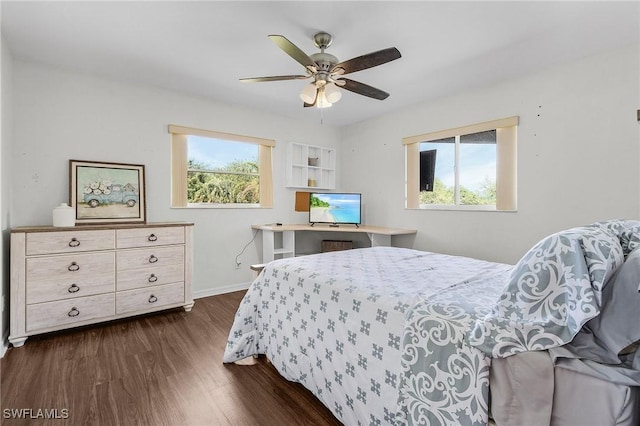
<box><xmin>286</xmin><ymin>142</ymin><xmax>336</xmax><ymax>189</ymax></box>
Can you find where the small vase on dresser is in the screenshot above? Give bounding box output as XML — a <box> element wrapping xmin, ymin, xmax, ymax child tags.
<box><xmin>9</xmin><ymin>222</ymin><xmax>194</xmax><ymax>347</ymax></box>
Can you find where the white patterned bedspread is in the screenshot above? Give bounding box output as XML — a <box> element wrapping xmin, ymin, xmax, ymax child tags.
<box><xmin>223</xmin><ymin>247</ymin><xmax>512</xmax><ymax>425</ymax></box>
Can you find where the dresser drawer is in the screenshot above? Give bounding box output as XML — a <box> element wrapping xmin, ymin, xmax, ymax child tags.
<box><xmin>26</xmin><ymin>293</ymin><xmax>115</xmax><ymax>331</ymax></box>
<box><xmin>117</xmin><ymin>263</ymin><xmax>184</xmax><ymax>291</ymax></box>
<box><xmin>117</xmin><ymin>245</ymin><xmax>184</xmax><ymax>271</ymax></box>
<box><xmin>27</xmin><ymin>272</ymin><xmax>115</xmax><ymax>305</ymax></box>
<box><xmin>26</xmin><ymin>251</ymin><xmax>115</xmax><ymax>283</ymax></box>
<box><xmin>116</xmin><ymin>226</ymin><xmax>184</xmax><ymax>249</ymax></box>
<box><xmin>116</xmin><ymin>282</ymin><xmax>185</xmax><ymax>315</ymax></box>
<box><xmin>26</xmin><ymin>230</ymin><xmax>115</xmax><ymax>255</ymax></box>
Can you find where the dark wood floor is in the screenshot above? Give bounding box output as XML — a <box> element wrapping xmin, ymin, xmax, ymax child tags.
<box><xmin>1</xmin><ymin>291</ymin><xmax>342</xmax><ymax>425</ymax></box>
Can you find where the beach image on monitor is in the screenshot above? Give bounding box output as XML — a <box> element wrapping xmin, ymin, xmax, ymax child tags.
<box><xmin>309</xmin><ymin>193</ymin><xmax>361</xmax><ymax>224</ymax></box>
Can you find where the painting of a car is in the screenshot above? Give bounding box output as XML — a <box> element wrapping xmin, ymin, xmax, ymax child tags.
<box><xmin>71</xmin><ymin>160</ymin><xmax>146</xmax><ymax>224</ymax></box>
<box><xmin>83</xmin><ymin>183</ymin><xmax>139</xmax><ymax>208</ymax></box>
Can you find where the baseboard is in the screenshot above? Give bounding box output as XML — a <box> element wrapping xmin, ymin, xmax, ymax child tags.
<box><xmin>193</xmin><ymin>281</ymin><xmax>252</xmax><ymax>300</ymax></box>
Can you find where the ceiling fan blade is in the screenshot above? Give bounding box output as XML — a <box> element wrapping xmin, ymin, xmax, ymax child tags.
<box><xmin>240</xmin><ymin>75</ymin><xmax>310</xmax><ymax>83</ymax></box>
<box><xmin>332</xmin><ymin>47</ymin><xmax>401</xmax><ymax>75</ymax></box>
<box><xmin>269</xmin><ymin>35</ymin><xmax>318</xmax><ymax>72</ymax></box>
<box><xmin>335</xmin><ymin>78</ymin><xmax>390</xmax><ymax>100</ymax></box>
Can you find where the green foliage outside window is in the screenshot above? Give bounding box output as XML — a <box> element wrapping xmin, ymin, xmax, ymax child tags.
<box><xmin>420</xmin><ymin>178</ymin><xmax>496</xmax><ymax>206</ymax></box>
<box><xmin>187</xmin><ymin>159</ymin><xmax>259</xmax><ymax>204</ymax></box>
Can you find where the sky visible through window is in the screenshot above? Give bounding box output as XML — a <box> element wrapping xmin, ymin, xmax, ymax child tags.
<box><xmin>188</xmin><ymin>136</ymin><xmax>258</xmax><ymax>170</ymax></box>
<box><xmin>420</xmin><ymin>141</ymin><xmax>496</xmax><ymax>191</ymax></box>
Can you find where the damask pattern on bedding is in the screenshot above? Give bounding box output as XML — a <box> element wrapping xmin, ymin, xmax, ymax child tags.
<box><xmin>397</xmin><ymin>272</ymin><xmax>509</xmax><ymax>425</ymax></box>
<box><xmin>469</xmin><ymin>221</ymin><xmax>634</xmax><ymax>358</ymax></box>
<box><xmin>223</xmin><ymin>247</ymin><xmax>512</xmax><ymax>426</ymax></box>
<box><xmin>223</xmin><ymin>221</ymin><xmax>638</xmax><ymax>425</ymax></box>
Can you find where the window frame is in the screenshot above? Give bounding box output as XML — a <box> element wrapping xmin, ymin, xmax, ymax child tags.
<box><xmin>403</xmin><ymin>116</ymin><xmax>518</xmax><ymax>211</ymax></box>
<box><xmin>169</xmin><ymin>125</ymin><xmax>274</xmax><ymax>208</ymax></box>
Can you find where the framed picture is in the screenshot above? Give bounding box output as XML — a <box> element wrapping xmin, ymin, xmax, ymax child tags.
<box><xmin>69</xmin><ymin>160</ymin><xmax>146</xmax><ymax>224</ymax></box>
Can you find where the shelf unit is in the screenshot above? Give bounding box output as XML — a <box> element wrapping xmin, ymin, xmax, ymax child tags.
<box><xmin>286</xmin><ymin>142</ymin><xmax>336</xmax><ymax>189</ymax></box>
<box><xmin>261</xmin><ymin>228</ymin><xmax>295</xmax><ymax>262</ymax></box>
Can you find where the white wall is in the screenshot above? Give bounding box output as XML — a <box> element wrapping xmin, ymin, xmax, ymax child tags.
<box><xmin>6</xmin><ymin>43</ymin><xmax>640</xmax><ymax>303</ymax></box>
<box><xmin>340</xmin><ymin>44</ymin><xmax>640</xmax><ymax>264</ymax></box>
<box><xmin>10</xmin><ymin>60</ymin><xmax>341</xmax><ymax>297</ymax></box>
<box><xmin>1</xmin><ymin>34</ymin><xmax>14</xmax><ymax>354</ymax></box>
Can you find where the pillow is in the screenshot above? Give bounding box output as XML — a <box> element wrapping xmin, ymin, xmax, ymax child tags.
<box><xmin>589</xmin><ymin>219</ymin><xmax>640</xmax><ymax>258</ymax></box>
<box><xmin>557</xmin><ymin>246</ymin><xmax>640</xmax><ymax>364</ymax></box>
<box><xmin>580</xmin><ymin>228</ymin><xmax>625</xmax><ymax>293</ymax></box>
<box><xmin>470</xmin><ymin>225</ymin><xmax>624</xmax><ymax>358</ymax></box>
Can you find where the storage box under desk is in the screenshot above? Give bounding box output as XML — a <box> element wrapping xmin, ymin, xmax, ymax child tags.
<box><xmin>321</xmin><ymin>240</ymin><xmax>353</xmax><ymax>253</ymax></box>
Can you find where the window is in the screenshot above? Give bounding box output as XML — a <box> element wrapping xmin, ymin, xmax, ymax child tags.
<box><xmin>404</xmin><ymin>117</ymin><xmax>518</xmax><ymax>211</ymax></box>
<box><xmin>169</xmin><ymin>125</ymin><xmax>274</xmax><ymax>208</ymax></box>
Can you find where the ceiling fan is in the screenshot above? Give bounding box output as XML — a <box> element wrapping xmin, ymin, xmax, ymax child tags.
<box><xmin>240</xmin><ymin>31</ymin><xmax>401</xmax><ymax>109</ymax></box>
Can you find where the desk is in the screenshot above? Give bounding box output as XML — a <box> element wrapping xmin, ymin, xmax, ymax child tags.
<box><xmin>251</xmin><ymin>224</ymin><xmax>417</xmax><ymax>262</ymax></box>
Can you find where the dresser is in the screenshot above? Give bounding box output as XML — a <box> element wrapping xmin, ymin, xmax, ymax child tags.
<box><xmin>9</xmin><ymin>222</ymin><xmax>194</xmax><ymax>347</ymax></box>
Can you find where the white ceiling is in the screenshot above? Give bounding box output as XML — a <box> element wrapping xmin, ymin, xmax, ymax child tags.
<box><xmin>1</xmin><ymin>1</ymin><xmax>638</xmax><ymax>127</ymax></box>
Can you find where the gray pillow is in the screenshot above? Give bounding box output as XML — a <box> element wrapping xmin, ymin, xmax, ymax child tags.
<box><xmin>470</xmin><ymin>225</ymin><xmax>624</xmax><ymax>357</ymax></box>
<box><xmin>561</xmin><ymin>246</ymin><xmax>640</xmax><ymax>364</ymax></box>
<box><xmin>589</xmin><ymin>219</ymin><xmax>640</xmax><ymax>258</ymax></box>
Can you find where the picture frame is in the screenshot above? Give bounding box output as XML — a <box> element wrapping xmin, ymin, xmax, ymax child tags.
<box><xmin>69</xmin><ymin>160</ymin><xmax>146</xmax><ymax>224</ymax></box>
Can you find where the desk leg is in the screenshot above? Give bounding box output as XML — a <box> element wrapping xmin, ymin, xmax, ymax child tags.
<box><xmin>262</xmin><ymin>230</ymin><xmax>275</xmax><ymax>262</ymax></box>
<box><xmin>283</xmin><ymin>230</ymin><xmax>295</xmax><ymax>258</ymax></box>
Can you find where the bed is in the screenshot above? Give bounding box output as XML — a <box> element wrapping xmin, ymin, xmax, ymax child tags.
<box><xmin>223</xmin><ymin>220</ymin><xmax>640</xmax><ymax>425</ymax></box>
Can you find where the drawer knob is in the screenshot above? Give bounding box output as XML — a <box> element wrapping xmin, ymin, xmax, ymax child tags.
<box><xmin>68</xmin><ymin>238</ymin><xmax>80</xmax><ymax>248</ymax></box>
<box><xmin>148</xmin><ymin>234</ymin><xmax>158</xmax><ymax>242</ymax></box>
<box><xmin>148</xmin><ymin>295</ymin><xmax>158</xmax><ymax>304</ymax></box>
<box><xmin>148</xmin><ymin>255</ymin><xmax>158</xmax><ymax>264</ymax></box>
<box><xmin>68</xmin><ymin>262</ymin><xmax>80</xmax><ymax>272</ymax></box>
<box><xmin>68</xmin><ymin>284</ymin><xmax>80</xmax><ymax>293</ymax></box>
<box><xmin>68</xmin><ymin>307</ymin><xmax>80</xmax><ymax>317</ymax></box>
<box><xmin>148</xmin><ymin>274</ymin><xmax>158</xmax><ymax>283</ymax></box>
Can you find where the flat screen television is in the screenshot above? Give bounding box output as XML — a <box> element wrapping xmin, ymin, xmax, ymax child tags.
<box><xmin>420</xmin><ymin>149</ymin><xmax>436</xmax><ymax>192</ymax></box>
<box><xmin>309</xmin><ymin>192</ymin><xmax>361</xmax><ymax>226</ymax></box>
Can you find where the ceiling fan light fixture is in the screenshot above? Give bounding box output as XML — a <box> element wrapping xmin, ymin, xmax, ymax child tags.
<box><xmin>299</xmin><ymin>82</ymin><xmax>317</xmax><ymax>104</ymax></box>
<box><xmin>316</xmin><ymin>86</ymin><xmax>332</xmax><ymax>109</ymax></box>
<box><xmin>324</xmin><ymin>82</ymin><xmax>342</xmax><ymax>103</ymax></box>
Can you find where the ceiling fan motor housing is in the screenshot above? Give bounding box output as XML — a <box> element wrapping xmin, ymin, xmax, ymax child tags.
<box><xmin>310</xmin><ymin>52</ymin><xmax>339</xmax><ymax>72</ymax></box>
<box><xmin>312</xmin><ymin>31</ymin><xmax>333</xmax><ymax>50</ymax></box>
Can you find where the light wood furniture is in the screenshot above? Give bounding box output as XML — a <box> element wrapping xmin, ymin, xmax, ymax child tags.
<box><xmin>286</xmin><ymin>142</ymin><xmax>336</xmax><ymax>189</ymax></box>
<box><xmin>251</xmin><ymin>223</ymin><xmax>417</xmax><ymax>262</ymax></box>
<box><xmin>9</xmin><ymin>222</ymin><xmax>194</xmax><ymax>347</ymax></box>
<box><xmin>250</xmin><ymin>263</ymin><xmax>266</xmax><ymax>279</ymax></box>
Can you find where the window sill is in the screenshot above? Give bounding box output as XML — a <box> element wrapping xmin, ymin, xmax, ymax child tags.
<box><xmin>172</xmin><ymin>203</ymin><xmax>270</xmax><ymax>209</ymax></box>
<box><xmin>408</xmin><ymin>205</ymin><xmax>517</xmax><ymax>212</ymax></box>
